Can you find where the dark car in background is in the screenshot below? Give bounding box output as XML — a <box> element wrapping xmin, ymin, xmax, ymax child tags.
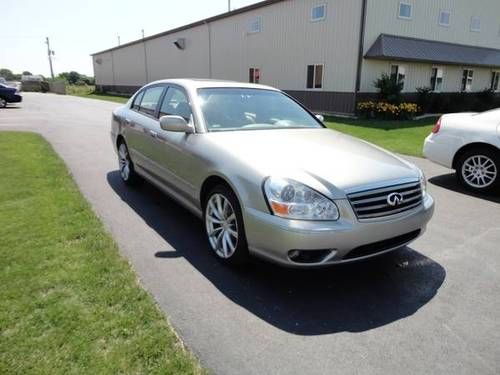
<box><xmin>0</xmin><ymin>83</ymin><xmax>22</xmax><ymax>108</ymax></box>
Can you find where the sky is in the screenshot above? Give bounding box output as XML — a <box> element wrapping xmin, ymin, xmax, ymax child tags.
<box><xmin>1</xmin><ymin>0</ymin><xmax>260</xmax><ymax>77</ymax></box>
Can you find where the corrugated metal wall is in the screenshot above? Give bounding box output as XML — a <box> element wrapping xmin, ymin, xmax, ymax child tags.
<box><xmin>93</xmin><ymin>0</ymin><xmax>363</xmax><ymax>94</ymax></box>
<box><xmin>92</xmin><ymin>0</ymin><xmax>500</xmax><ymax>111</ymax></box>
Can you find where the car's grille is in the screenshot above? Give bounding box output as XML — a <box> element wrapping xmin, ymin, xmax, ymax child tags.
<box><xmin>348</xmin><ymin>181</ymin><xmax>423</xmax><ymax>220</ymax></box>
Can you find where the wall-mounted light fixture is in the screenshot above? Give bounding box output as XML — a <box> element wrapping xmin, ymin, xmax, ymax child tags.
<box><xmin>95</xmin><ymin>58</ymin><xmax>103</xmax><ymax>65</ymax></box>
<box><xmin>173</xmin><ymin>38</ymin><xmax>186</xmax><ymax>50</ymax></box>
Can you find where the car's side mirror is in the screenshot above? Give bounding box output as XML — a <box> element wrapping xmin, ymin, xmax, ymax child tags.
<box><xmin>315</xmin><ymin>114</ymin><xmax>325</xmax><ymax>122</ymax></box>
<box><xmin>159</xmin><ymin>115</ymin><xmax>194</xmax><ymax>134</ymax></box>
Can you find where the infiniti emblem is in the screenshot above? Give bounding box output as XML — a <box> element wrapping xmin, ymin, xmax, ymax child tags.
<box><xmin>387</xmin><ymin>192</ymin><xmax>404</xmax><ymax>207</ymax></box>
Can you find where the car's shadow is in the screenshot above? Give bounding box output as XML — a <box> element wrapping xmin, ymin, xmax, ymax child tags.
<box><xmin>107</xmin><ymin>171</ymin><xmax>446</xmax><ymax>335</ymax></box>
<box><xmin>430</xmin><ymin>173</ymin><xmax>500</xmax><ymax>204</ymax></box>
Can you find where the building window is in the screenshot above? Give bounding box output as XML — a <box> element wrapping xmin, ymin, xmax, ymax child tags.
<box><xmin>398</xmin><ymin>2</ymin><xmax>412</xmax><ymax>20</ymax></box>
<box><xmin>390</xmin><ymin>65</ymin><xmax>406</xmax><ymax>89</ymax></box>
<box><xmin>491</xmin><ymin>72</ymin><xmax>500</xmax><ymax>92</ymax></box>
<box><xmin>462</xmin><ymin>69</ymin><xmax>474</xmax><ymax>92</ymax></box>
<box><xmin>470</xmin><ymin>17</ymin><xmax>481</xmax><ymax>32</ymax></box>
<box><xmin>306</xmin><ymin>64</ymin><xmax>323</xmax><ymax>89</ymax></box>
<box><xmin>438</xmin><ymin>10</ymin><xmax>451</xmax><ymax>27</ymax></box>
<box><xmin>248</xmin><ymin>17</ymin><xmax>262</xmax><ymax>34</ymax></box>
<box><xmin>249</xmin><ymin>68</ymin><xmax>260</xmax><ymax>83</ymax></box>
<box><xmin>311</xmin><ymin>4</ymin><xmax>326</xmax><ymax>22</ymax></box>
<box><xmin>431</xmin><ymin>67</ymin><xmax>444</xmax><ymax>92</ymax></box>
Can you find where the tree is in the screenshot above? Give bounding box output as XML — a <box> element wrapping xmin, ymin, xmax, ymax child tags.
<box><xmin>22</xmin><ymin>71</ymin><xmax>32</xmax><ymax>76</ymax></box>
<box><xmin>0</xmin><ymin>68</ymin><xmax>16</xmax><ymax>80</ymax></box>
<box><xmin>67</xmin><ymin>71</ymin><xmax>81</xmax><ymax>85</ymax></box>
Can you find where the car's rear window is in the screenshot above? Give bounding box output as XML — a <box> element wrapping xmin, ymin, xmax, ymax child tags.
<box><xmin>197</xmin><ymin>88</ymin><xmax>323</xmax><ymax>132</ymax></box>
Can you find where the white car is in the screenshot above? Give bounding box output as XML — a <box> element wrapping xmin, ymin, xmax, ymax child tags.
<box><xmin>423</xmin><ymin>109</ymin><xmax>500</xmax><ymax>193</ymax></box>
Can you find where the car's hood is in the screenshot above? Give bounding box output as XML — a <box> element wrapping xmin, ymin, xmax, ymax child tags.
<box><xmin>204</xmin><ymin>128</ymin><xmax>420</xmax><ymax>195</ymax></box>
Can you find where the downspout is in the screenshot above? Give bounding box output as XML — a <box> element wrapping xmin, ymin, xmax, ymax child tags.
<box><xmin>354</xmin><ymin>0</ymin><xmax>368</xmax><ymax>108</ymax></box>
<box><xmin>111</xmin><ymin>50</ymin><xmax>116</xmax><ymax>91</ymax></box>
<box><xmin>204</xmin><ymin>21</ymin><xmax>213</xmax><ymax>78</ymax></box>
<box><xmin>143</xmin><ymin>38</ymin><xmax>149</xmax><ymax>84</ymax></box>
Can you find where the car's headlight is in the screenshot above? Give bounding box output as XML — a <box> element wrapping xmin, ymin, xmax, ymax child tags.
<box><xmin>419</xmin><ymin>172</ymin><xmax>427</xmax><ymax>196</ymax></box>
<box><xmin>263</xmin><ymin>177</ymin><xmax>339</xmax><ymax>221</ymax></box>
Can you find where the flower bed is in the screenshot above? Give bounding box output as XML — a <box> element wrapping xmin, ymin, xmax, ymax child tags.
<box><xmin>357</xmin><ymin>101</ymin><xmax>419</xmax><ymax>120</ymax></box>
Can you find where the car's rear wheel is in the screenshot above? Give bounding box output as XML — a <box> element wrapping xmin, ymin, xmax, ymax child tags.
<box><xmin>204</xmin><ymin>185</ymin><xmax>249</xmax><ymax>265</ymax></box>
<box><xmin>457</xmin><ymin>148</ymin><xmax>499</xmax><ymax>193</ymax></box>
<box><xmin>0</xmin><ymin>98</ymin><xmax>7</xmax><ymax>108</ymax></box>
<box><xmin>118</xmin><ymin>141</ymin><xmax>141</xmax><ymax>186</ymax></box>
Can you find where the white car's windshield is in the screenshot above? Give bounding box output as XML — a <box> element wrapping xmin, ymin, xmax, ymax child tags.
<box><xmin>198</xmin><ymin>88</ymin><xmax>323</xmax><ymax>132</ymax></box>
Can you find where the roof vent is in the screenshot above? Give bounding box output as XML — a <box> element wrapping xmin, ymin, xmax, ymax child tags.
<box><xmin>173</xmin><ymin>38</ymin><xmax>186</xmax><ymax>50</ymax></box>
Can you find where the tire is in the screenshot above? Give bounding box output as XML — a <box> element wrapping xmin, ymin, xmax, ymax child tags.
<box><xmin>0</xmin><ymin>98</ymin><xmax>7</xmax><ymax>108</ymax></box>
<box><xmin>456</xmin><ymin>147</ymin><xmax>499</xmax><ymax>193</ymax></box>
<box><xmin>203</xmin><ymin>184</ymin><xmax>249</xmax><ymax>266</ymax></box>
<box><xmin>117</xmin><ymin>141</ymin><xmax>141</xmax><ymax>186</ymax></box>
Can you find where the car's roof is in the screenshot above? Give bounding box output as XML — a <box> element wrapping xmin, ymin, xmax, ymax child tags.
<box><xmin>147</xmin><ymin>78</ymin><xmax>280</xmax><ymax>91</ymax></box>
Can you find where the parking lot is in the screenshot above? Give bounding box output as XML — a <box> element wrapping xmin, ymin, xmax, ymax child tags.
<box><xmin>1</xmin><ymin>93</ymin><xmax>499</xmax><ymax>375</ymax></box>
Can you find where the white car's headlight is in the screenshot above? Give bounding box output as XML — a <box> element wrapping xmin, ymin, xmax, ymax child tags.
<box><xmin>419</xmin><ymin>172</ymin><xmax>427</xmax><ymax>196</ymax></box>
<box><xmin>263</xmin><ymin>177</ymin><xmax>339</xmax><ymax>221</ymax></box>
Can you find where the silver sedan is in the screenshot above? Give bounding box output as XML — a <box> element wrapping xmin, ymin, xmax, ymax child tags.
<box><xmin>111</xmin><ymin>79</ymin><xmax>434</xmax><ymax>267</ymax></box>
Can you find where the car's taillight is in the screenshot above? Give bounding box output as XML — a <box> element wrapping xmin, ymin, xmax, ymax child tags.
<box><xmin>432</xmin><ymin>117</ymin><xmax>442</xmax><ymax>134</ymax></box>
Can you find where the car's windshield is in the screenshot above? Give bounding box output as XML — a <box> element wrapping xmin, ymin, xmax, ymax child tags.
<box><xmin>197</xmin><ymin>88</ymin><xmax>323</xmax><ymax>132</ymax></box>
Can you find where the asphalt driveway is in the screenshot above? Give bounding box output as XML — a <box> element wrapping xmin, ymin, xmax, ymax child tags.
<box><xmin>1</xmin><ymin>93</ymin><xmax>499</xmax><ymax>375</ymax></box>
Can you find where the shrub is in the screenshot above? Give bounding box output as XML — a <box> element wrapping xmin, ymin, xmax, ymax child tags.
<box><xmin>357</xmin><ymin>101</ymin><xmax>419</xmax><ymax>120</ymax></box>
<box><xmin>374</xmin><ymin>73</ymin><xmax>403</xmax><ymax>104</ymax></box>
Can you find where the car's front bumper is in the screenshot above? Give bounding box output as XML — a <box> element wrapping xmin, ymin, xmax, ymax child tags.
<box><xmin>243</xmin><ymin>194</ymin><xmax>434</xmax><ymax>267</ymax></box>
<box><xmin>7</xmin><ymin>94</ymin><xmax>22</xmax><ymax>103</ymax></box>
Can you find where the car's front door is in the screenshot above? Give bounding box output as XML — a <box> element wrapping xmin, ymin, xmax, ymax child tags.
<box><xmin>148</xmin><ymin>85</ymin><xmax>198</xmax><ymax>199</ymax></box>
<box><xmin>125</xmin><ymin>85</ymin><xmax>166</xmax><ymax>173</ymax></box>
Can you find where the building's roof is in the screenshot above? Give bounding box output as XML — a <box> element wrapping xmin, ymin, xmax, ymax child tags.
<box><xmin>365</xmin><ymin>34</ymin><xmax>500</xmax><ymax>68</ymax></box>
<box><xmin>91</xmin><ymin>0</ymin><xmax>285</xmax><ymax>56</ymax></box>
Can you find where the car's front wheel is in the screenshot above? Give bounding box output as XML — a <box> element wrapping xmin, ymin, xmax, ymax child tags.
<box><xmin>457</xmin><ymin>148</ymin><xmax>499</xmax><ymax>193</ymax></box>
<box><xmin>204</xmin><ymin>185</ymin><xmax>249</xmax><ymax>265</ymax></box>
<box><xmin>117</xmin><ymin>141</ymin><xmax>141</xmax><ymax>186</ymax></box>
<box><xmin>0</xmin><ymin>98</ymin><xmax>7</xmax><ymax>108</ymax></box>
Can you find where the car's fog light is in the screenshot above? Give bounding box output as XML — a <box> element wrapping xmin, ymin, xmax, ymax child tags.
<box><xmin>288</xmin><ymin>249</ymin><xmax>336</xmax><ymax>264</ymax></box>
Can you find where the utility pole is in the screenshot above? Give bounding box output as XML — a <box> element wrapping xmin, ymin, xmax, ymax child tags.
<box><xmin>141</xmin><ymin>29</ymin><xmax>145</xmax><ymax>39</ymax></box>
<box><xmin>117</xmin><ymin>35</ymin><xmax>121</xmax><ymax>46</ymax></box>
<box><xmin>45</xmin><ymin>37</ymin><xmax>55</xmax><ymax>79</ymax></box>
<box><xmin>228</xmin><ymin>0</ymin><xmax>231</xmax><ymax>12</ymax></box>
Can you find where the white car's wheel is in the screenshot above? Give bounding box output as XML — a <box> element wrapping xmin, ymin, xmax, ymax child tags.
<box><xmin>204</xmin><ymin>185</ymin><xmax>249</xmax><ymax>265</ymax></box>
<box><xmin>457</xmin><ymin>148</ymin><xmax>499</xmax><ymax>193</ymax></box>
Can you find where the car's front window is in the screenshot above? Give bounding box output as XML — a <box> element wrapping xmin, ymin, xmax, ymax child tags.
<box><xmin>197</xmin><ymin>88</ymin><xmax>323</xmax><ymax>132</ymax></box>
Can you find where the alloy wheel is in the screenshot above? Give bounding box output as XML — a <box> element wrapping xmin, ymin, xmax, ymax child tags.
<box><xmin>461</xmin><ymin>155</ymin><xmax>497</xmax><ymax>189</ymax></box>
<box><xmin>118</xmin><ymin>143</ymin><xmax>131</xmax><ymax>181</ymax></box>
<box><xmin>205</xmin><ymin>193</ymin><xmax>239</xmax><ymax>259</ymax></box>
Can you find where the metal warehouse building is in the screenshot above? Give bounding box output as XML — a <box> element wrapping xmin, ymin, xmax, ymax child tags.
<box><xmin>92</xmin><ymin>0</ymin><xmax>500</xmax><ymax>114</ymax></box>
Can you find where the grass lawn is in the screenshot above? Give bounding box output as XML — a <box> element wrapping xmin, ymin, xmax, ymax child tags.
<box><xmin>325</xmin><ymin>116</ymin><xmax>438</xmax><ymax>157</ymax></box>
<box><xmin>0</xmin><ymin>132</ymin><xmax>204</xmax><ymax>374</ymax></box>
<box><xmin>66</xmin><ymin>85</ymin><xmax>129</xmax><ymax>104</ymax></box>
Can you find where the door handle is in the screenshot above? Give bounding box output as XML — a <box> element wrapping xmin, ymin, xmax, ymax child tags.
<box><xmin>124</xmin><ymin>118</ymin><xmax>135</xmax><ymax>127</ymax></box>
<box><xmin>149</xmin><ymin>130</ymin><xmax>158</xmax><ymax>138</ymax></box>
